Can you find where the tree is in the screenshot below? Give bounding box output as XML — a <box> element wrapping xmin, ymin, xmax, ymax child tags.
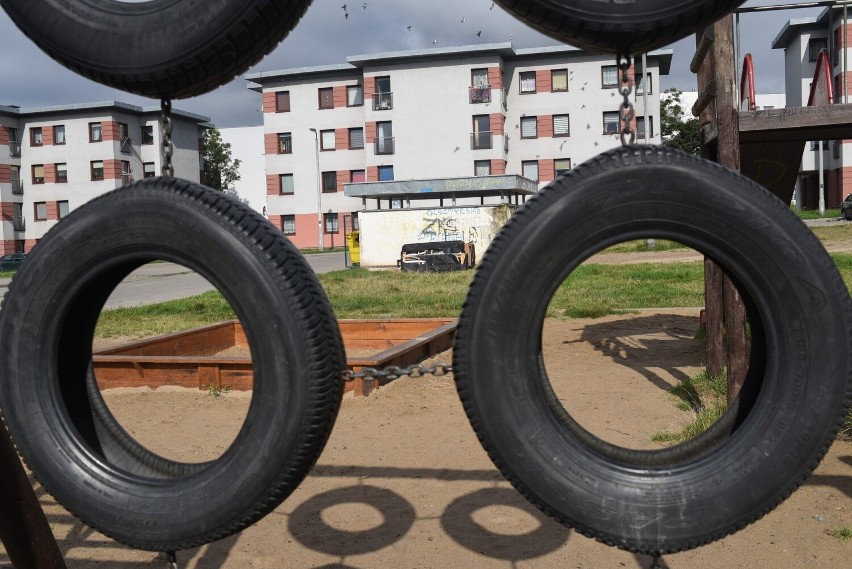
<box><xmin>660</xmin><ymin>88</ymin><xmax>701</xmax><ymax>156</ymax></box>
<box><xmin>202</xmin><ymin>128</ymin><xmax>241</xmax><ymax>191</ymax></box>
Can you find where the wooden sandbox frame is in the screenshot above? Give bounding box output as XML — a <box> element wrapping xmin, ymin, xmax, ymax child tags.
<box><xmin>92</xmin><ymin>318</ymin><xmax>456</xmax><ymax>397</ymax></box>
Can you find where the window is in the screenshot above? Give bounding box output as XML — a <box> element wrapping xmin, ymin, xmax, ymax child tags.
<box><xmin>56</xmin><ymin>163</ymin><xmax>67</xmax><ymax>183</ymax></box>
<box><xmin>376</xmin><ymin>121</ymin><xmax>393</xmax><ymax>154</ymax></box>
<box><xmin>32</xmin><ymin>164</ymin><xmax>44</xmax><ymax>184</ymax></box>
<box><xmin>374</xmin><ymin>76</ymin><xmax>392</xmax><ymax>110</ymax></box>
<box><xmin>91</xmin><ymin>160</ymin><xmax>104</xmax><ymax>180</ymax></box>
<box><xmin>602</xmin><ymin>65</ymin><xmax>619</xmax><ymax>88</ymax></box>
<box><xmin>472</xmin><ymin>68</ymin><xmax>489</xmax><ymax>88</ymax></box>
<box><xmin>30</xmin><ymin>127</ymin><xmax>42</xmax><ymax>146</ymax></box>
<box><xmin>553</xmin><ymin>114</ymin><xmax>570</xmax><ymax>137</ymax></box>
<box><xmin>522</xmin><ymin>160</ymin><xmax>539</xmax><ymax>182</ymax></box>
<box><xmin>555</xmin><ymin>158</ymin><xmax>572</xmax><ymax>177</ymax></box>
<box><xmin>349</xmin><ymin>127</ymin><xmax>364</xmax><ymax>149</ymax></box>
<box><xmin>279</xmin><ymin>174</ymin><xmax>294</xmax><ymax>194</ymax></box>
<box><xmin>277</xmin><ymin>132</ymin><xmax>292</xmax><ymax>154</ymax></box>
<box><xmin>320</xmin><ymin>129</ymin><xmax>336</xmax><ymax>150</ymax></box>
<box><xmin>282</xmin><ymin>215</ymin><xmax>296</xmax><ymax>235</ymax></box>
<box><xmin>519</xmin><ymin>71</ymin><xmax>536</xmax><ymax>93</ymax></box>
<box><xmin>474</xmin><ymin>160</ymin><xmax>491</xmax><ymax>176</ymax></box>
<box><xmin>351</xmin><ymin>169</ymin><xmax>365</xmax><ymax>183</ymax></box>
<box><xmin>809</xmin><ymin>37</ymin><xmax>828</xmax><ymax>62</ymax></box>
<box><xmin>324</xmin><ymin>212</ymin><xmax>339</xmax><ymax>233</ymax></box>
<box><xmin>471</xmin><ymin>115</ymin><xmax>491</xmax><ymax>149</ymax></box>
<box><xmin>276</xmin><ymin>91</ymin><xmax>290</xmax><ymax>112</ymax></box>
<box><xmin>322</xmin><ymin>171</ymin><xmax>337</xmax><ymax>193</ymax></box>
<box><xmin>34</xmin><ymin>202</ymin><xmax>47</xmax><ymax>221</ymax></box>
<box><xmin>378</xmin><ymin>165</ymin><xmax>394</xmax><ymax>181</ymax></box>
<box><xmin>53</xmin><ymin>125</ymin><xmax>65</xmax><ymax>144</ymax></box>
<box><xmin>121</xmin><ymin>160</ymin><xmax>131</xmax><ymax>183</ymax></box>
<box><xmin>347</xmin><ymin>85</ymin><xmax>363</xmax><ymax>107</ymax></box>
<box><xmin>637</xmin><ymin>116</ymin><xmax>655</xmax><ymax>139</ymax></box>
<box><xmin>552</xmin><ymin>69</ymin><xmax>568</xmax><ymax>91</ymax></box>
<box><xmin>520</xmin><ymin>116</ymin><xmax>537</xmax><ymax>139</ymax></box>
<box><xmin>635</xmin><ymin>71</ymin><xmax>653</xmax><ymax>95</ymax></box>
<box><xmin>8</xmin><ymin>127</ymin><xmax>18</xmax><ymax>143</ymax></box>
<box><xmin>58</xmin><ymin>201</ymin><xmax>70</xmax><ymax>219</ymax></box>
<box><xmin>318</xmin><ymin>87</ymin><xmax>334</xmax><ymax>109</ymax></box>
<box><xmin>141</xmin><ymin>125</ymin><xmax>154</xmax><ymax>145</ymax></box>
<box><xmin>603</xmin><ymin>111</ymin><xmax>620</xmax><ymax>134</ymax></box>
<box><xmin>89</xmin><ymin>122</ymin><xmax>102</xmax><ymax>142</ymax></box>
<box><xmin>143</xmin><ymin>162</ymin><xmax>156</xmax><ymax>178</ymax></box>
<box><xmin>376</xmin><ymin>76</ymin><xmax>391</xmax><ymax>93</ymax></box>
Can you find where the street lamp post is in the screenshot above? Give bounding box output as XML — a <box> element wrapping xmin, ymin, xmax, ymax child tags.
<box><xmin>309</xmin><ymin>128</ymin><xmax>324</xmax><ymax>252</ymax></box>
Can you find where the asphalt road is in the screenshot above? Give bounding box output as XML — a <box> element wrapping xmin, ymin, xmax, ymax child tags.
<box><xmin>0</xmin><ymin>252</ymin><xmax>348</xmax><ymax>309</ymax></box>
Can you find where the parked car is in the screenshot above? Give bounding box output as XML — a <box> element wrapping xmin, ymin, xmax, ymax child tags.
<box><xmin>841</xmin><ymin>194</ymin><xmax>852</xmax><ymax>220</ymax></box>
<box><xmin>0</xmin><ymin>253</ymin><xmax>26</xmax><ymax>271</ymax></box>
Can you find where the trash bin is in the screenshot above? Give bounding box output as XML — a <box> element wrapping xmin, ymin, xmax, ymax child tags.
<box><xmin>346</xmin><ymin>231</ymin><xmax>360</xmax><ymax>266</ymax></box>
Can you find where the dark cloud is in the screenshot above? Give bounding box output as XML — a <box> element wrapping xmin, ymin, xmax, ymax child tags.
<box><xmin>0</xmin><ymin>1</ymin><xmax>829</xmax><ymax>127</ymax></box>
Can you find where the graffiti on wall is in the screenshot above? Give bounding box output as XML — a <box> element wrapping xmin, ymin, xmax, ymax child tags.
<box><xmin>415</xmin><ymin>207</ymin><xmax>508</xmax><ymax>250</ymax></box>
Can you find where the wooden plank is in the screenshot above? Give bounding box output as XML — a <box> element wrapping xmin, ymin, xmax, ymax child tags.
<box><xmin>96</xmin><ymin>321</ymin><xmax>237</xmax><ymax>357</ymax></box>
<box><xmin>738</xmin><ymin>104</ymin><xmax>852</xmax><ymax>143</ymax></box>
<box><xmin>740</xmin><ymin>140</ymin><xmax>807</xmax><ymax>203</ymax></box>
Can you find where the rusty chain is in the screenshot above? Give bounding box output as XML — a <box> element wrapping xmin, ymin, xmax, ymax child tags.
<box><xmin>342</xmin><ymin>362</ymin><xmax>453</xmax><ymax>384</ymax></box>
<box><xmin>160</xmin><ymin>98</ymin><xmax>175</xmax><ymax>177</ymax></box>
<box><xmin>617</xmin><ymin>52</ymin><xmax>636</xmax><ymax>145</ymax></box>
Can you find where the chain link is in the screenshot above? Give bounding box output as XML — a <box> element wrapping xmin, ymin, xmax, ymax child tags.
<box><xmin>165</xmin><ymin>551</ymin><xmax>178</xmax><ymax>569</ymax></box>
<box><xmin>160</xmin><ymin>98</ymin><xmax>175</xmax><ymax>177</ymax></box>
<box><xmin>650</xmin><ymin>553</ymin><xmax>665</xmax><ymax>569</ymax></box>
<box><xmin>343</xmin><ymin>362</ymin><xmax>453</xmax><ymax>384</ymax></box>
<box><xmin>617</xmin><ymin>53</ymin><xmax>636</xmax><ymax>145</ymax></box>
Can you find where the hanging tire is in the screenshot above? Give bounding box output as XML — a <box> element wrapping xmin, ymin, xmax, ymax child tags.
<box><xmin>0</xmin><ymin>177</ymin><xmax>346</xmax><ymax>551</ymax></box>
<box><xmin>0</xmin><ymin>0</ymin><xmax>313</xmax><ymax>98</ymax></box>
<box><xmin>453</xmin><ymin>145</ymin><xmax>852</xmax><ymax>554</ymax></box>
<box><xmin>492</xmin><ymin>0</ymin><xmax>746</xmax><ymax>54</ymax></box>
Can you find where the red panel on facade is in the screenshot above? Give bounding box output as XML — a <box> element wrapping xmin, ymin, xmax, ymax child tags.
<box><xmin>363</xmin><ymin>77</ymin><xmax>376</xmax><ymax>104</ymax></box>
<box><xmin>539</xmin><ymin>159</ymin><xmax>555</xmax><ymax>183</ymax></box>
<box><xmin>268</xmin><ymin>215</ymin><xmax>282</xmax><ymax>229</ymax></box>
<box><xmin>0</xmin><ymin>164</ymin><xmax>10</xmax><ymax>183</ymax></box>
<box><xmin>367</xmin><ymin>166</ymin><xmax>379</xmax><ymax>182</ymax></box>
<box><xmin>43</xmin><ymin>127</ymin><xmax>54</xmax><ymax>146</ymax></box>
<box><xmin>46</xmin><ymin>201</ymin><xmax>59</xmax><ymax>221</ymax></box>
<box><xmin>336</xmin><ymin>170</ymin><xmax>349</xmax><ymax>192</ymax></box>
<box><xmin>365</xmin><ymin>122</ymin><xmax>377</xmax><ymax>144</ymax></box>
<box><xmin>264</xmin><ymin>133</ymin><xmax>278</xmax><ymax>154</ymax></box>
<box><xmin>0</xmin><ymin>126</ymin><xmax>8</xmax><ymax>145</ymax></box>
<box><xmin>104</xmin><ymin>159</ymin><xmax>122</xmax><ymax>180</ymax></box>
<box><xmin>538</xmin><ymin>115</ymin><xmax>553</xmax><ymax>138</ymax></box>
<box><xmin>266</xmin><ymin>174</ymin><xmax>280</xmax><ymax>195</ymax></box>
<box><xmin>491</xmin><ymin>159</ymin><xmax>506</xmax><ymax>175</ymax></box>
<box><xmin>103</xmin><ymin>121</ymin><xmax>120</xmax><ymax>141</ymax></box>
<box><xmin>488</xmin><ymin>67</ymin><xmax>503</xmax><ymax>90</ymax></box>
<box><xmin>489</xmin><ymin>114</ymin><xmax>504</xmax><ymax>135</ymax></box>
<box><xmin>44</xmin><ymin>163</ymin><xmax>56</xmax><ymax>184</ymax></box>
<box><xmin>1</xmin><ymin>240</ymin><xmax>16</xmax><ymax>255</ymax></box>
<box><xmin>1</xmin><ymin>202</ymin><xmax>14</xmax><ymax>219</ymax></box>
<box><xmin>335</xmin><ymin>128</ymin><xmax>349</xmax><ymax>150</ymax></box>
<box><xmin>262</xmin><ymin>92</ymin><xmax>276</xmax><ymax>113</ymax></box>
<box><xmin>333</xmin><ymin>85</ymin><xmax>347</xmax><ymax>108</ymax></box>
<box><xmin>24</xmin><ymin>239</ymin><xmax>38</xmax><ymax>252</ymax></box>
<box><xmin>536</xmin><ymin>70</ymin><xmax>552</xmax><ymax>93</ymax></box>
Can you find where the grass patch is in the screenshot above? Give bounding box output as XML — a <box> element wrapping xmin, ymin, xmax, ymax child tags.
<box><xmin>0</xmin><ymin>270</ymin><xmax>14</xmax><ymax>279</ymax></box>
<box><xmin>828</xmin><ymin>525</ymin><xmax>852</xmax><ymax>541</ymax></box>
<box><xmin>598</xmin><ymin>240</ymin><xmax>687</xmax><ymax>254</ymax></box>
<box><xmin>811</xmin><ymin>225</ymin><xmax>852</xmax><ymax>245</ymax></box>
<box><xmin>831</xmin><ymin>253</ymin><xmax>852</xmax><ymax>292</ymax></box>
<box><xmin>207</xmin><ymin>383</ymin><xmax>230</xmax><ymax>397</ymax></box>
<box><xmin>95</xmin><ymin>291</ymin><xmax>235</xmax><ymax>338</ymax></box>
<box><xmin>795</xmin><ymin>207</ymin><xmax>841</xmax><ymax>220</ymax></box>
<box><xmin>652</xmin><ymin>368</ymin><xmax>728</xmax><ymax>445</ymax></box>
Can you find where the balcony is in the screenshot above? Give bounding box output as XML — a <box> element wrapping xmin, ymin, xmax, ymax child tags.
<box><xmin>12</xmin><ymin>216</ymin><xmax>25</xmax><ymax>232</ymax></box>
<box><xmin>9</xmin><ymin>141</ymin><xmax>21</xmax><ymax>157</ymax></box>
<box><xmin>375</xmin><ymin>137</ymin><xmax>395</xmax><ymax>155</ymax></box>
<box><xmin>121</xmin><ymin>174</ymin><xmax>133</xmax><ymax>184</ymax></box>
<box><xmin>11</xmin><ymin>179</ymin><xmax>22</xmax><ymax>195</ymax></box>
<box><xmin>120</xmin><ymin>137</ymin><xmax>133</xmax><ymax>154</ymax></box>
<box><xmin>373</xmin><ymin>92</ymin><xmax>393</xmax><ymax>111</ymax></box>
<box><xmin>470</xmin><ymin>131</ymin><xmax>493</xmax><ymax>150</ymax></box>
<box><xmin>469</xmin><ymin>86</ymin><xmax>492</xmax><ymax>104</ymax></box>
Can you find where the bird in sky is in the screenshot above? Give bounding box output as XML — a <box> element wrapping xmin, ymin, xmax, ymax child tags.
<box><xmin>433</xmin><ymin>40</ymin><xmax>439</xmax><ymax>44</ymax></box>
<box><xmin>461</xmin><ymin>17</ymin><xmax>466</xmax><ymax>23</ymax></box>
<box><xmin>407</xmin><ymin>25</ymin><xmax>412</xmax><ymax>31</ymax></box>
<box><xmin>362</xmin><ymin>2</ymin><xmax>367</xmax><ymax>9</ymax></box>
<box><xmin>490</xmin><ymin>2</ymin><xmax>495</xmax><ymax>10</ymax></box>
<box><xmin>476</xmin><ymin>30</ymin><xmax>482</xmax><ymax>37</ymax></box>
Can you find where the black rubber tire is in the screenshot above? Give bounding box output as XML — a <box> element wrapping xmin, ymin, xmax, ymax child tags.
<box><xmin>453</xmin><ymin>145</ymin><xmax>852</xmax><ymax>554</ymax></box>
<box><xmin>492</xmin><ymin>0</ymin><xmax>746</xmax><ymax>54</ymax></box>
<box><xmin>0</xmin><ymin>0</ymin><xmax>313</xmax><ymax>98</ymax></box>
<box><xmin>0</xmin><ymin>177</ymin><xmax>346</xmax><ymax>551</ymax></box>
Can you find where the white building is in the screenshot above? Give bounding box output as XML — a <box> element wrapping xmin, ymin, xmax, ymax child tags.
<box><xmin>219</xmin><ymin>126</ymin><xmax>266</xmax><ymax>213</ymax></box>
<box><xmin>773</xmin><ymin>5</ymin><xmax>852</xmax><ymax>209</ymax></box>
<box><xmin>246</xmin><ymin>43</ymin><xmax>672</xmax><ymax>252</ymax></box>
<box><xmin>0</xmin><ymin>101</ymin><xmax>210</xmax><ymax>254</ymax></box>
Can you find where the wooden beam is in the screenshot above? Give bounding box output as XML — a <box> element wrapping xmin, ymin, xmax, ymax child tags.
<box><xmin>739</xmin><ymin>104</ymin><xmax>852</xmax><ymax>142</ymax></box>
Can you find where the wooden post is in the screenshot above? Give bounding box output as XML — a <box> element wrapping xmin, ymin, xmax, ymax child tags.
<box><xmin>0</xmin><ymin>419</ymin><xmax>67</xmax><ymax>569</ymax></box>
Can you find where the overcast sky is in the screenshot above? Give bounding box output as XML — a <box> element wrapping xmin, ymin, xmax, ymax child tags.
<box><xmin>0</xmin><ymin>1</ymin><xmax>827</xmax><ymax>128</ymax></box>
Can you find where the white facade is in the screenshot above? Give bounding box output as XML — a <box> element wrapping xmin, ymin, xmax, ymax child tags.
<box><xmin>220</xmin><ymin>126</ymin><xmax>265</xmax><ymax>213</ymax></box>
<box><xmin>0</xmin><ymin>102</ymin><xmax>209</xmax><ymax>254</ymax></box>
<box><xmin>247</xmin><ymin>43</ymin><xmax>671</xmax><ymax>250</ymax></box>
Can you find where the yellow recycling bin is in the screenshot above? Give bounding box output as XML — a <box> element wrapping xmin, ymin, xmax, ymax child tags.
<box><xmin>346</xmin><ymin>231</ymin><xmax>360</xmax><ymax>265</ymax></box>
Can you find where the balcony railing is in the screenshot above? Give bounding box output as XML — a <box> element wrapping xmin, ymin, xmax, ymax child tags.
<box><xmin>120</xmin><ymin>137</ymin><xmax>133</xmax><ymax>154</ymax></box>
<box><xmin>11</xmin><ymin>179</ymin><xmax>22</xmax><ymax>195</ymax></box>
<box><xmin>12</xmin><ymin>216</ymin><xmax>25</xmax><ymax>232</ymax></box>
<box><xmin>375</xmin><ymin>136</ymin><xmax>395</xmax><ymax>155</ymax></box>
<box><xmin>504</xmin><ymin>133</ymin><xmax>509</xmax><ymax>153</ymax></box>
<box><xmin>470</xmin><ymin>131</ymin><xmax>493</xmax><ymax>150</ymax></box>
<box><xmin>9</xmin><ymin>141</ymin><xmax>21</xmax><ymax>157</ymax></box>
<box><xmin>469</xmin><ymin>86</ymin><xmax>492</xmax><ymax>104</ymax></box>
<box><xmin>121</xmin><ymin>174</ymin><xmax>133</xmax><ymax>184</ymax></box>
<box><xmin>372</xmin><ymin>92</ymin><xmax>393</xmax><ymax>111</ymax></box>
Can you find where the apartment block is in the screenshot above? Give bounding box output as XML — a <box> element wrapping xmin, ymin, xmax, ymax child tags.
<box><xmin>0</xmin><ymin>101</ymin><xmax>210</xmax><ymax>254</ymax></box>
<box><xmin>773</xmin><ymin>6</ymin><xmax>852</xmax><ymax>208</ymax></box>
<box><xmin>247</xmin><ymin>43</ymin><xmax>672</xmax><ymax>250</ymax></box>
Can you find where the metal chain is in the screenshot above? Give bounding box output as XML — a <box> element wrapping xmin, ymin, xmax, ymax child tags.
<box><xmin>617</xmin><ymin>52</ymin><xmax>636</xmax><ymax>145</ymax></box>
<box><xmin>650</xmin><ymin>553</ymin><xmax>665</xmax><ymax>569</ymax></box>
<box><xmin>343</xmin><ymin>362</ymin><xmax>453</xmax><ymax>384</ymax></box>
<box><xmin>165</xmin><ymin>551</ymin><xmax>178</xmax><ymax>569</ymax></box>
<box><xmin>160</xmin><ymin>98</ymin><xmax>175</xmax><ymax>177</ymax></box>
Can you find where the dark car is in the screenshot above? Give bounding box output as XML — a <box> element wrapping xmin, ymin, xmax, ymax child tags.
<box><xmin>842</xmin><ymin>194</ymin><xmax>852</xmax><ymax>220</ymax></box>
<box><xmin>0</xmin><ymin>253</ymin><xmax>26</xmax><ymax>271</ymax></box>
